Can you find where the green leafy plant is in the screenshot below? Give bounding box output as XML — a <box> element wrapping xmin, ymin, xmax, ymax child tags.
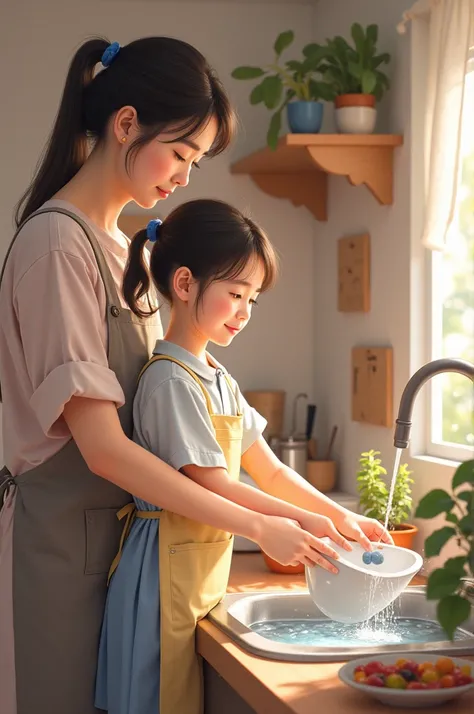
<box><xmin>415</xmin><ymin>459</ymin><xmax>474</xmax><ymax>639</ymax></box>
<box><xmin>232</xmin><ymin>30</ymin><xmax>335</xmax><ymax>149</ymax></box>
<box><xmin>356</xmin><ymin>450</ymin><xmax>414</xmax><ymax>529</ymax></box>
<box><xmin>320</xmin><ymin>23</ymin><xmax>391</xmax><ymax>100</ymax></box>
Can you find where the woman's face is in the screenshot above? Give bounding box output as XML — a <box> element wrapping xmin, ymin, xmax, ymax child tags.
<box><xmin>123</xmin><ymin>115</ymin><xmax>218</xmax><ymax>209</ymax></box>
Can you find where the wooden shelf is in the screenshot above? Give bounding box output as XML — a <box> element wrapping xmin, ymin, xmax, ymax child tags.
<box><xmin>231</xmin><ymin>134</ymin><xmax>403</xmax><ymax>221</ymax></box>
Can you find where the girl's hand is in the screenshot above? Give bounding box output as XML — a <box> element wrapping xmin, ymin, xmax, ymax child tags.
<box><xmin>256</xmin><ymin>515</ymin><xmax>343</xmax><ymax>574</ymax></box>
<box><xmin>297</xmin><ymin>512</ymin><xmax>353</xmax><ymax>553</ymax></box>
<box><xmin>335</xmin><ymin>513</ymin><xmax>394</xmax><ymax>551</ymax></box>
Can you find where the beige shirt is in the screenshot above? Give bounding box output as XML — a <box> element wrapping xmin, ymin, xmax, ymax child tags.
<box><xmin>0</xmin><ymin>199</ymin><xmax>161</xmax><ymax>476</ymax></box>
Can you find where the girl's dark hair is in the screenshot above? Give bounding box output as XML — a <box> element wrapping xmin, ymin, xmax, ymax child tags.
<box><xmin>123</xmin><ymin>199</ymin><xmax>279</xmax><ymax>318</ymax></box>
<box><xmin>15</xmin><ymin>36</ymin><xmax>235</xmax><ymax>226</ymax></box>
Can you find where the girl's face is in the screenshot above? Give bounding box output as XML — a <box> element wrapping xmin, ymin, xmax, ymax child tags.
<box><xmin>123</xmin><ymin>116</ymin><xmax>218</xmax><ymax>209</ymax></box>
<box><xmin>193</xmin><ymin>258</ymin><xmax>265</xmax><ymax>348</ymax></box>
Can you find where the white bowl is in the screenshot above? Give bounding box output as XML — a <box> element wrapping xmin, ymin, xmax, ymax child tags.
<box><xmin>305</xmin><ymin>539</ymin><xmax>423</xmax><ymax>623</ymax></box>
<box><xmin>339</xmin><ymin>654</ymin><xmax>474</xmax><ymax>708</ymax></box>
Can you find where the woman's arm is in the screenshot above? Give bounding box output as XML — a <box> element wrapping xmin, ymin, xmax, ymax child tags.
<box><xmin>63</xmin><ymin>396</ymin><xmax>337</xmax><ymax>568</ymax></box>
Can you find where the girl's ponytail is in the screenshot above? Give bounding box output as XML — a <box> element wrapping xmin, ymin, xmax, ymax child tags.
<box><xmin>15</xmin><ymin>38</ymin><xmax>109</xmax><ymax>226</ymax></box>
<box><xmin>123</xmin><ymin>229</ymin><xmax>157</xmax><ymax>319</ymax></box>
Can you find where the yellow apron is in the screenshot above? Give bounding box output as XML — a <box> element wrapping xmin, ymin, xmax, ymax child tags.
<box><xmin>110</xmin><ymin>355</ymin><xmax>243</xmax><ymax>714</ymax></box>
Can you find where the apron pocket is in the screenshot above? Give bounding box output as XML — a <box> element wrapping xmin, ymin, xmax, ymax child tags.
<box><xmin>84</xmin><ymin>507</ymin><xmax>124</xmax><ymax>575</ymax></box>
<box><xmin>168</xmin><ymin>538</ymin><xmax>233</xmax><ymax>624</ymax></box>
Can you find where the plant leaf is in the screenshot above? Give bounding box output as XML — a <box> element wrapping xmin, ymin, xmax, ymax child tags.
<box><xmin>445</xmin><ymin>512</ymin><xmax>459</xmax><ymax>524</ymax></box>
<box><xmin>452</xmin><ymin>459</ymin><xmax>474</xmax><ymax>489</ymax></box>
<box><xmin>427</xmin><ymin>567</ymin><xmax>463</xmax><ymax>600</ymax></box>
<box><xmin>250</xmin><ymin>83</ymin><xmax>264</xmax><ymax>105</ymax></box>
<box><xmin>373</xmin><ymin>52</ymin><xmax>390</xmax><ymax>69</ymax></box>
<box><xmin>262</xmin><ymin>75</ymin><xmax>283</xmax><ymax>109</ymax></box>
<box><xmin>424</xmin><ymin>526</ymin><xmax>457</xmax><ymax>557</ymax></box>
<box><xmin>232</xmin><ymin>66</ymin><xmax>265</xmax><ymax>80</ymax></box>
<box><xmin>361</xmin><ymin>69</ymin><xmax>377</xmax><ymax>94</ymax></box>
<box><xmin>366</xmin><ymin>24</ymin><xmax>378</xmax><ymax>47</ymax></box>
<box><xmin>274</xmin><ymin>30</ymin><xmax>294</xmax><ymax>57</ymax></box>
<box><xmin>437</xmin><ymin>595</ymin><xmax>471</xmax><ymax>640</ymax></box>
<box><xmin>458</xmin><ymin>514</ymin><xmax>474</xmax><ymax>537</ymax></box>
<box><xmin>443</xmin><ymin>556</ymin><xmax>468</xmax><ymax>576</ymax></box>
<box><xmin>286</xmin><ymin>60</ymin><xmax>303</xmax><ymax>73</ymax></box>
<box><xmin>267</xmin><ymin>111</ymin><xmax>281</xmax><ymax>150</ymax></box>
<box><xmin>415</xmin><ymin>489</ymin><xmax>455</xmax><ymax>518</ymax></box>
<box><xmin>351</xmin><ymin>22</ymin><xmax>366</xmax><ymax>59</ymax></box>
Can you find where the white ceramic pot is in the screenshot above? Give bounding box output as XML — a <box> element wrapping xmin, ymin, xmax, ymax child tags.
<box><xmin>335</xmin><ymin>106</ymin><xmax>377</xmax><ymax>134</ymax></box>
<box><xmin>305</xmin><ymin>539</ymin><xmax>423</xmax><ymax>624</ymax></box>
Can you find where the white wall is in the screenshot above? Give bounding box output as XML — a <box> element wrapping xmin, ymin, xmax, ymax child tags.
<box><xmin>0</xmin><ymin>0</ymin><xmax>319</xmax><ymax>457</ymax></box>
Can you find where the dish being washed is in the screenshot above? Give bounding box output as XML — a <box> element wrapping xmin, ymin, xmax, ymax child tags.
<box><xmin>305</xmin><ymin>539</ymin><xmax>423</xmax><ymax>624</ymax></box>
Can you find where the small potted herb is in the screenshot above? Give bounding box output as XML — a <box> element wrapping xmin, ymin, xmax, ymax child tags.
<box><xmin>232</xmin><ymin>30</ymin><xmax>335</xmax><ymax>149</ymax></box>
<box><xmin>415</xmin><ymin>459</ymin><xmax>473</xmax><ymax>639</ymax></box>
<box><xmin>356</xmin><ymin>450</ymin><xmax>416</xmax><ymax>547</ymax></box>
<box><xmin>320</xmin><ymin>23</ymin><xmax>390</xmax><ymax>133</ymax></box>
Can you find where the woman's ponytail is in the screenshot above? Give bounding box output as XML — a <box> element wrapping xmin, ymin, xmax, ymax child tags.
<box><xmin>15</xmin><ymin>38</ymin><xmax>109</xmax><ymax>226</ymax></box>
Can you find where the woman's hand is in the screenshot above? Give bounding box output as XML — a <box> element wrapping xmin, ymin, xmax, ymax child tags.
<box><xmin>255</xmin><ymin>515</ymin><xmax>343</xmax><ymax>574</ymax></box>
<box><xmin>335</xmin><ymin>513</ymin><xmax>394</xmax><ymax>551</ymax></box>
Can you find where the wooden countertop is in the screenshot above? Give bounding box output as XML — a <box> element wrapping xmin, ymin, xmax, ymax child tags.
<box><xmin>197</xmin><ymin>553</ymin><xmax>474</xmax><ymax>714</ymax></box>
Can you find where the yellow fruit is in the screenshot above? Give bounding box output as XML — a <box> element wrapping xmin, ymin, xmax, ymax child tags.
<box><xmin>421</xmin><ymin>669</ymin><xmax>440</xmax><ymax>683</ymax></box>
<box><xmin>460</xmin><ymin>664</ymin><xmax>472</xmax><ymax>677</ymax></box>
<box><xmin>354</xmin><ymin>671</ymin><xmax>367</xmax><ymax>683</ymax></box>
<box><xmin>435</xmin><ymin>657</ymin><xmax>455</xmax><ymax>675</ymax></box>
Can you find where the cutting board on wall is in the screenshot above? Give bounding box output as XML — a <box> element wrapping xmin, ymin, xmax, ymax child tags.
<box><xmin>351</xmin><ymin>347</ymin><xmax>393</xmax><ymax>427</ymax></box>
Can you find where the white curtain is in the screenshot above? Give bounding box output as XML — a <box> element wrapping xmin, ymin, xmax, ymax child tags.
<box><xmin>398</xmin><ymin>0</ymin><xmax>474</xmax><ymax>250</ymax></box>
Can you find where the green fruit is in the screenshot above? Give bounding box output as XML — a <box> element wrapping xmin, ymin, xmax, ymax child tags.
<box><xmin>385</xmin><ymin>673</ymin><xmax>408</xmax><ymax>689</ymax></box>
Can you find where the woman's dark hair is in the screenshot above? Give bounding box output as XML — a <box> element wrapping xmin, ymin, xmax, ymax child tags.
<box><xmin>15</xmin><ymin>36</ymin><xmax>235</xmax><ymax>226</ymax></box>
<box><xmin>123</xmin><ymin>199</ymin><xmax>279</xmax><ymax>318</ymax></box>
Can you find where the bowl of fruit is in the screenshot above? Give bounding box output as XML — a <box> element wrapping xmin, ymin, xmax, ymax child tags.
<box><xmin>338</xmin><ymin>655</ymin><xmax>473</xmax><ymax>708</ymax></box>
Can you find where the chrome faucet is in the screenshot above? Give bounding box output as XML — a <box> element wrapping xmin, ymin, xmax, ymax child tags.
<box><xmin>394</xmin><ymin>358</ymin><xmax>474</xmax><ymax>448</ymax></box>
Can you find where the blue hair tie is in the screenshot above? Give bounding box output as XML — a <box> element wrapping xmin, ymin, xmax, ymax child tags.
<box><xmin>101</xmin><ymin>41</ymin><xmax>121</xmax><ymax>68</ymax></box>
<box><xmin>146</xmin><ymin>219</ymin><xmax>162</xmax><ymax>243</ymax></box>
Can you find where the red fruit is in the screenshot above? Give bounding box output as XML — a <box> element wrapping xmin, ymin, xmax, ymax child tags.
<box><xmin>364</xmin><ymin>661</ymin><xmax>385</xmax><ymax>676</ymax></box>
<box><xmin>354</xmin><ymin>664</ymin><xmax>366</xmax><ymax>674</ymax></box>
<box><xmin>383</xmin><ymin>665</ymin><xmax>398</xmax><ymax>676</ymax></box>
<box><xmin>439</xmin><ymin>674</ymin><xmax>455</xmax><ymax>688</ymax></box>
<box><xmin>366</xmin><ymin>674</ymin><xmax>385</xmax><ymax>687</ymax></box>
<box><xmin>407</xmin><ymin>681</ymin><xmax>428</xmax><ymax>690</ymax></box>
<box><xmin>425</xmin><ymin>682</ymin><xmax>442</xmax><ymax>689</ymax></box>
<box><xmin>454</xmin><ymin>674</ymin><xmax>473</xmax><ymax>687</ymax></box>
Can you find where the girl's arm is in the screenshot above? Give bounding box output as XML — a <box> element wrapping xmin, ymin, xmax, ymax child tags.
<box><xmin>63</xmin><ymin>396</ymin><xmax>337</xmax><ymax>568</ymax></box>
<box><xmin>241</xmin><ymin>437</ymin><xmax>393</xmax><ymax>547</ymax></box>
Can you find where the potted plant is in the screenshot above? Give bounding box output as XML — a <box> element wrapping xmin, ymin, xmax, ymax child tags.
<box><xmin>356</xmin><ymin>450</ymin><xmax>416</xmax><ymax>547</ymax></box>
<box><xmin>320</xmin><ymin>23</ymin><xmax>390</xmax><ymax>134</ymax></box>
<box><xmin>232</xmin><ymin>30</ymin><xmax>335</xmax><ymax>149</ymax></box>
<box><xmin>415</xmin><ymin>459</ymin><xmax>473</xmax><ymax>640</ymax></box>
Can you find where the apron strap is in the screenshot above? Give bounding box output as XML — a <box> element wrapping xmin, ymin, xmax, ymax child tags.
<box><xmin>107</xmin><ymin>503</ymin><xmax>162</xmax><ymax>584</ymax></box>
<box><xmin>138</xmin><ymin>355</ymin><xmax>214</xmax><ymax>415</ymax></box>
<box><xmin>0</xmin><ymin>467</ymin><xmax>15</xmax><ymax>508</ymax></box>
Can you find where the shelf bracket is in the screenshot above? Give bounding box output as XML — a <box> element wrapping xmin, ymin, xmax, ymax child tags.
<box><xmin>249</xmin><ymin>171</ymin><xmax>328</xmax><ymax>221</ymax></box>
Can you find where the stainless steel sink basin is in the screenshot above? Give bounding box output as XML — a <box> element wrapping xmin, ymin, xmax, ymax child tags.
<box><xmin>208</xmin><ymin>586</ymin><xmax>474</xmax><ymax>662</ymax></box>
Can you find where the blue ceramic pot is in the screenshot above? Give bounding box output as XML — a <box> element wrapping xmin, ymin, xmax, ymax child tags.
<box><xmin>287</xmin><ymin>101</ymin><xmax>323</xmax><ymax>133</ymax></box>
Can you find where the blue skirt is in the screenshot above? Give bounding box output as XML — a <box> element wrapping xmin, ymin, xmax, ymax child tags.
<box><xmin>95</xmin><ymin>498</ymin><xmax>161</xmax><ymax>714</ymax></box>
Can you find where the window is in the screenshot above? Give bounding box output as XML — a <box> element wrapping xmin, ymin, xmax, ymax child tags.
<box><xmin>428</xmin><ymin>60</ymin><xmax>474</xmax><ymax>462</ymax></box>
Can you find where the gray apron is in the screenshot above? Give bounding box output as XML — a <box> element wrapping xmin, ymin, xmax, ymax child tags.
<box><xmin>0</xmin><ymin>208</ymin><xmax>160</xmax><ymax>714</ymax></box>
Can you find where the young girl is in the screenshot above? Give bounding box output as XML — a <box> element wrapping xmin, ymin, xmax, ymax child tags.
<box><xmin>96</xmin><ymin>199</ymin><xmax>393</xmax><ymax>714</ymax></box>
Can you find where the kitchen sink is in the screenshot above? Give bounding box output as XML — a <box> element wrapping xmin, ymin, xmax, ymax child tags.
<box><xmin>208</xmin><ymin>586</ymin><xmax>474</xmax><ymax>662</ymax></box>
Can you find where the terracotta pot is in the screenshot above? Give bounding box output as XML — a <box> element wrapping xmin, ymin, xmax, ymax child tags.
<box><xmin>334</xmin><ymin>93</ymin><xmax>377</xmax><ymax>134</ymax></box>
<box><xmin>334</xmin><ymin>93</ymin><xmax>376</xmax><ymax>109</ymax></box>
<box><xmin>389</xmin><ymin>523</ymin><xmax>418</xmax><ymax>549</ymax></box>
<box><xmin>262</xmin><ymin>551</ymin><xmax>305</xmax><ymax>575</ymax></box>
